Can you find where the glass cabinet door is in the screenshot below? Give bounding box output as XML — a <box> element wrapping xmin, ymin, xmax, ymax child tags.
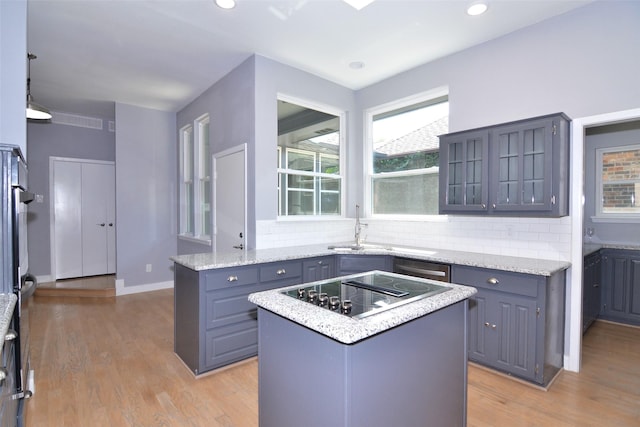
<box><xmin>440</xmin><ymin>130</ymin><xmax>489</xmax><ymax>212</ymax></box>
<box><xmin>491</xmin><ymin>118</ymin><xmax>553</xmax><ymax>212</ymax></box>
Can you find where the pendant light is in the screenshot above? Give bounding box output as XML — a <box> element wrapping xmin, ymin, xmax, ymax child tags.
<box><xmin>26</xmin><ymin>53</ymin><xmax>52</xmax><ymax>120</ymax></box>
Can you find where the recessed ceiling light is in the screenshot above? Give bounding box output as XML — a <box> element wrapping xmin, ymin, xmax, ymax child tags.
<box><xmin>216</xmin><ymin>0</ymin><xmax>236</xmax><ymax>10</ymax></box>
<box><xmin>349</xmin><ymin>61</ymin><xmax>365</xmax><ymax>69</ymax></box>
<box><xmin>343</xmin><ymin>0</ymin><xmax>375</xmax><ymax>11</ymax></box>
<box><xmin>467</xmin><ymin>2</ymin><xmax>488</xmax><ymax>16</ymax></box>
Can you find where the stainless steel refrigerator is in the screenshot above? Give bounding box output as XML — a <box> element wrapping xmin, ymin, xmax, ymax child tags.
<box><xmin>1</xmin><ymin>144</ymin><xmax>36</xmax><ymax>427</ymax></box>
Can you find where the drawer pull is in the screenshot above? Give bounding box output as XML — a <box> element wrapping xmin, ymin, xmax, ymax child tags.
<box><xmin>276</xmin><ymin>269</ymin><xmax>286</xmax><ymax>275</ymax></box>
<box><xmin>4</xmin><ymin>329</ymin><xmax>17</xmax><ymax>341</ymax></box>
<box><xmin>487</xmin><ymin>277</ymin><xmax>499</xmax><ymax>285</ymax></box>
<box><xmin>227</xmin><ymin>275</ymin><xmax>238</xmax><ymax>282</ymax></box>
<box><xmin>484</xmin><ymin>322</ymin><xmax>497</xmax><ymax>329</ymax></box>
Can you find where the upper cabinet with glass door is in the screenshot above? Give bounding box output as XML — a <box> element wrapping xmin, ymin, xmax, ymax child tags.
<box><xmin>277</xmin><ymin>98</ymin><xmax>343</xmax><ymax>217</ymax></box>
<box><xmin>439</xmin><ymin>113</ymin><xmax>569</xmax><ymax>217</ymax></box>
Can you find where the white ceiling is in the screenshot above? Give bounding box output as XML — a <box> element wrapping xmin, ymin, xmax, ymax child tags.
<box><xmin>27</xmin><ymin>0</ymin><xmax>592</xmax><ymax>119</ymax></box>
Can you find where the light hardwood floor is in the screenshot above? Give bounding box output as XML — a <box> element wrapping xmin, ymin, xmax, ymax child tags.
<box><xmin>25</xmin><ymin>289</ymin><xmax>640</xmax><ymax>427</ymax></box>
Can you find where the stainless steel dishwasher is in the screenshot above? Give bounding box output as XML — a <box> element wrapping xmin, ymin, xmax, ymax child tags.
<box><xmin>393</xmin><ymin>257</ymin><xmax>450</xmax><ymax>283</ymax></box>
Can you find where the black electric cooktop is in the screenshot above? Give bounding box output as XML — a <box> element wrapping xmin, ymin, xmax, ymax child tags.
<box><xmin>282</xmin><ymin>271</ymin><xmax>450</xmax><ymax>319</ymax></box>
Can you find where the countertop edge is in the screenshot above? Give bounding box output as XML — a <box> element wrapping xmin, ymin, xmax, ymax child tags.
<box><xmin>171</xmin><ymin>243</ymin><xmax>571</xmax><ymax>276</ymax></box>
<box><xmin>248</xmin><ymin>277</ymin><xmax>477</xmax><ymax>344</ymax></box>
<box><xmin>0</xmin><ymin>293</ymin><xmax>17</xmax><ymax>343</ymax></box>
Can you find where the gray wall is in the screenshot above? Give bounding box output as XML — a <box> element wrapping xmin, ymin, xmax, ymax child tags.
<box><xmin>0</xmin><ymin>1</ymin><xmax>27</xmax><ymax>154</ymax></box>
<box><xmin>26</xmin><ymin>120</ymin><xmax>115</xmax><ymax>277</ymax></box>
<box><xmin>584</xmin><ymin>120</ymin><xmax>640</xmax><ymax>245</ymax></box>
<box><xmin>254</xmin><ymin>56</ymin><xmax>358</xmax><ymax>220</ymax></box>
<box><xmin>357</xmin><ymin>1</ymin><xmax>640</xmax><ymax>133</ymax></box>
<box><xmin>176</xmin><ymin>56</ymin><xmax>256</xmax><ymax>254</ymax></box>
<box><xmin>115</xmin><ymin>103</ymin><xmax>176</xmax><ymax>288</ymax></box>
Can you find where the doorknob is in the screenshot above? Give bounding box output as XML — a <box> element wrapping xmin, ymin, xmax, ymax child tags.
<box><xmin>233</xmin><ymin>244</ymin><xmax>244</xmax><ymax>250</ymax></box>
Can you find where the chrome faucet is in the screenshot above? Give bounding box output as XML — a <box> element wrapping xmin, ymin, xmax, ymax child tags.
<box><xmin>354</xmin><ymin>204</ymin><xmax>362</xmax><ymax>248</ymax></box>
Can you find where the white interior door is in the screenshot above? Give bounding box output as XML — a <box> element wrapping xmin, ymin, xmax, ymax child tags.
<box><xmin>213</xmin><ymin>145</ymin><xmax>246</xmax><ymax>252</ymax></box>
<box><xmin>52</xmin><ymin>158</ymin><xmax>116</xmax><ymax>279</ymax></box>
<box><xmin>81</xmin><ymin>163</ymin><xmax>115</xmax><ymax>276</ymax></box>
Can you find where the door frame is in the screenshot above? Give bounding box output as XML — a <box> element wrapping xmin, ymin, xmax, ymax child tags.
<box><xmin>212</xmin><ymin>144</ymin><xmax>247</xmax><ymax>252</ymax></box>
<box><xmin>49</xmin><ymin>156</ymin><xmax>115</xmax><ymax>280</ymax></box>
<box><xmin>567</xmin><ymin>107</ymin><xmax>640</xmax><ymax>373</ymax></box>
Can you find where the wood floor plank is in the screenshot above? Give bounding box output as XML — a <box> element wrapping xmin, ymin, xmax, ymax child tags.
<box><xmin>25</xmin><ymin>289</ymin><xmax>640</xmax><ymax>426</ymax></box>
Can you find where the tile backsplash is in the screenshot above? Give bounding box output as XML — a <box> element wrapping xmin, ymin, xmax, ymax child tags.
<box><xmin>257</xmin><ymin>216</ymin><xmax>571</xmax><ymax>261</ymax></box>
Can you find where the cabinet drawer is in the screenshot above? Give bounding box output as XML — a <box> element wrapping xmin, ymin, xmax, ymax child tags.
<box><xmin>259</xmin><ymin>261</ymin><xmax>302</xmax><ymax>283</ymax></box>
<box><xmin>338</xmin><ymin>255</ymin><xmax>391</xmax><ymax>274</ymax></box>
<box><xmin>452</xmin><ymin>265</ymin><xmax>540</xmax><ymax>298</ymax></box>
<box><xmin>204</xmin><ymin>321</ymin><xmax>258</xmax><ymax>370</ymax></box>
<box><xmin>204</xmin><ymin>267</ymin><xmax>259</xmax><ymax>291</ymax></box>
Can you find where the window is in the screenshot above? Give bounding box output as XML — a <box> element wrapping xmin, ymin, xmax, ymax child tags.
<box><xmin>277</xmin><ymin>97</ymin><xmax>343</xmax><ymax>217</ymax></box>
<box><xmin>367</xmin><ymin>93</ymin><xmax>448</xmax><ymax>215</ymax></box>
<box><xmin>595</xmin><ymin>144</ymin><xmax>640</xmax><ymax>219</ymax></box>
<box><xmin>179</xmin><ymin>114</ymin><xmax>212</xmax><ymax>242</ymax></box>
<box><xmin>179</xmin><ymin>125</ymin><xmax>194</xmax><ymax>235</ymax></box>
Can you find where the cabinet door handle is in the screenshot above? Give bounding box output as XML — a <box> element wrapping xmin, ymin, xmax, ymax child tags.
<box><xmin>487</xmin><ymin>277</ymin><xmax>499</xmax><ymax>285</ymax></box>
<box><xmin>4</xmin><ymin>329</ymin><xmax>17</xmax><ymax>341</ymax></box>
<box><xmin>593</xmin><ymin>283</ymin><xmax>599</xmax><ymax>288</ymax></box>
<box><xmin>276</xmin><ymin>269</ymin><xmax>286</xmax><ymax>275</ymax></box>
<box><xmin>481</xmin><ymin>204</ymin><xmax>487</xmax><ymax>209</ymax></box>
<box><xmin>227</xmin><ymin>275</ymin><xmax>238</xmax><ymax>282</ymax></box>
<box><xmin>484</xmin><ymin>322</ymin><xmax>497</xmax><ymax>329</ymax></box>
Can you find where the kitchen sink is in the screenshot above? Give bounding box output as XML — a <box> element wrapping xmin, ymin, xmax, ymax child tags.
<box><xmin>327</xmin><ymin>244</ymin><xmax>392</xmax><ymax>252</ymax></box>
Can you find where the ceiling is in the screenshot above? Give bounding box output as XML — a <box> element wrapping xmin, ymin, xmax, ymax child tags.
<box><xmin>27</xmin><ymin>0</ymin><xmax>592</xmax><ymax>119</ymax></box>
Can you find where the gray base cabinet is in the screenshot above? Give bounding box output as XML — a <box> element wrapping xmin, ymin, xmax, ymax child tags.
<box><xmin>257</xmin><ymin>301</ymin><xmax>468</xmax><ymax>427</ymax></box>
<box><xmin>600</xmin><ymin>249</ymin><xmax>640</xmax><ymax>326</ymax></box>
<box><xmin>439</xmin><ymin>113</ymin><xmax>569</xmax><ymax>217</ymax></box>
<box><xmin>452</xmin><ymin>265</ymin><xmax>565</xmax><ymax>386</ymax></box>
<box><xmin>174</xmin><ymin>260</ymin><xmax>304</xmax><ymax>375</ymax></box>
<box><xmin>302</xmin><ymin>256</ymin><xmax>335</xmax><ymax>282</ymax></box>
<box><xmin>582</xmin><ymin>251</ymin><xmax>602</xmax><ymax>333</ymax></box>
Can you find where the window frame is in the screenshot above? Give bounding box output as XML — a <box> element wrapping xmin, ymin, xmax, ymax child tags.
<box><xmin>179</xmin><ymin>114</ymin><xmax>212</xmax><ymax>244</ymax></box>
<box><xmin>594</xmin><ymin>143</ymin><xmax>640</xmax><ymax>222</ymax></box>
<box><xmin>277</xmin><ymin>94</ymin><xmax>345</xmax><ymax>220</ymax></box>
<box><xmin>364</xmin><ymin>87</ymin><xmax>449</xmax><ymax>218</ymax></box>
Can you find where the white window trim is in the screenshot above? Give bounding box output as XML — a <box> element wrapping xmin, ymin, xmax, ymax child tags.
<box><xmin>277</xmin><ymin>93</ymin><xmax>345</xmax><ymax>220</ymax></box>
<box><xmin>364</xmin><ymin>86</ymin><xmax>448</xmax><ymax>219</ymax></box>
<box><xmin>593</xmin><ymin>143</ymin><xmax>640</xmax><ymax>223</ymax></box>
<box><xmin>179</xmin><ymin>124</ymin><xmax>194</xmax><ymax>236</ymax></box>
<box><xmin>179</xmin><ymin>114</ymin><xmax>212</xmax><ymax>244</ymax></box>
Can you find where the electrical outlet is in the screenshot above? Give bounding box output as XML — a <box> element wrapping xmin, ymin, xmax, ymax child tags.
<box><xmin>145</xmin><ymin>264</ymin><xmax>152</xmax><ymax>272</ymax></box>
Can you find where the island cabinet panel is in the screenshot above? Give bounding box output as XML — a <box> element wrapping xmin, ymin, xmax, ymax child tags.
<box><xmin>452</xmin><ymin>265</ymin><xmax>565</xmax><ymax>386</ymax></box>
<box><xmin>257</xmin><ymin>302</ymin><xmax>468</xmax><ymax>427</ymax></box>
<box><xmin>302</xmin><ymin>256</ymin><xmax>336</xmax><ymax>282</ymax></box>
<box><xmin>174</xmin><ymin>260</ymin><xmax>305</xmax><ymax>375</ymax></box>
<box><xmin>337</xmin><ymin>254</ymin><xmax>392</xmax><ymax>276</ymax></box>
<box><xmin>600</xmin><ymin>249</ymin><xmax>640</xmax><ymax>326</ymax></box>
<box><xmin>439</xmin><ymin>113</ymin><xmax>569</xmax><ymax>217</ymax></box>
<box><xmin>582</xmin><ymin>251</ymin><xmax>602</xmax><ymax>333</ymax></box>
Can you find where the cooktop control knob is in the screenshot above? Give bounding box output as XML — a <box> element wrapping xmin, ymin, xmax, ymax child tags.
<box><xmin>296</xmin><ymin>289</ymin><xmax>306</xmax><ymax>299</ymax></box>
<box><xmin>341</xmin><ymin>300</ymin><xmax>352</xmax><ymax>314</ymax></box>
<box><xmin>318</xmin><ymin>293</ymin><xmax>329</xmax><ymax>307</ymax></box>
<box><xmin>329</xmin><ymin>296</ymin><xmax>340</xmax><ymax>310</ymax></box>
<box><xmin>307</xmin><ymin>290</ymin><xmax>318</xmax><ymax>303</ymax></box>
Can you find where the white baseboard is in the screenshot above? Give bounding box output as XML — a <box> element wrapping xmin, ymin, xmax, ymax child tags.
<box><xmin>34</xmin><ymin>274</ymin><xmax>53</xmax><ymax>285</ymax></box>
<box><xmin>115</xmin><ymin>279</ymin><xmax>174</xmax><ymax>296</ymax></box>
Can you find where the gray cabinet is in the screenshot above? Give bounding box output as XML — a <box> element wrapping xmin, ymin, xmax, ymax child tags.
<box><xmin>302</xmin><ymin>256</ymin><xmax>335</xmax><ymax>282</ymax></box>
<box><xmin>452</xmin><ymin>265</ymin><xmax>565</xmax><ymax>386</ymax></box>
<box><xmin>600</xmin><ymin>249</ymin><xmax>640</xmax><ymax>326</ymax></box>
<box><xmin>337</xmin><ymin>254</ymin><xmax>392</xmax><ymax>275</ymax></box>
<box><xmin>0</xmin><ymin>318</ymin><xmax>17</xmax><ymax>427</ymax></box>
<box><xmin>174</xmin><ymin>259</ymin><xmax>303</xmax><ymax>375</ymax></box>
<box><xmin>582</xmin><ymin>251</ymin><xmax>602</xmax><ymax>333</ymax></box>
<box><xmin>440</xmin><ymin>113</ymin><xmax>569</xmax><ymax>217</ymax></box>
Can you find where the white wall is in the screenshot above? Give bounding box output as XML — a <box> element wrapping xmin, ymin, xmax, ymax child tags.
<box><xmin>115</xmin><ymin>103</ymin><xmax>176</xmax><ymax>294</ymax></box>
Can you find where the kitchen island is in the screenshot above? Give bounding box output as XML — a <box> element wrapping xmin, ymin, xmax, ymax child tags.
<box><xmin>248</xmin><ymin>271</ymin><xmax>477</xmax><ymax>427</ymax></box>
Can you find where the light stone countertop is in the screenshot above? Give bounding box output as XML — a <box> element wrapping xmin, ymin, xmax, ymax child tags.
<box><xmin>0</xmin><ymin>294</ymin><xmax>17</xmax><ymax>343</ymax></box>
<box><xmin>171</xmin><ymin>243</ymin><xmax>570</xmax><ymax>276</ymax></box>
<box><xmin>583</xmin><ymin>243</ymin><xmax>640</xmax><ymax>256</ymax></box>
<box><xmin>248</xmin><ymin>271</ymin><xmax>477</xmax><ymax>344</ymax></box>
